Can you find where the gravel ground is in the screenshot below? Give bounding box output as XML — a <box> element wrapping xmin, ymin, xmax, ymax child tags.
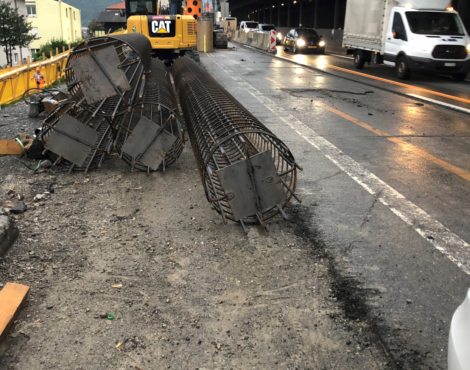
<box><xmin>0</xmin><ymin>92</ymin><xmax>390</xmax><ymax>369</ymax></box>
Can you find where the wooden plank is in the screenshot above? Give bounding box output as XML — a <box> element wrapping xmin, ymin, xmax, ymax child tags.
<box><xmin>0</xmin><ymin>283</ymin><xmax>30</xmax><ymax>342</ymax></box>
<box><xmin>0</xmin><ymin>140</ymin><xmax>25</xmax><ymax>155</ymax></box>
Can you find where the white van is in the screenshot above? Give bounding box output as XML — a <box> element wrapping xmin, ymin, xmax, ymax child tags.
<box><xmin>240</xmin><ymin>21</ymin><xmax>259</xmax><ymax>33</ymax></box>
<box><xmin>343</xmin><ymin>0</ymin><xmax>470</xmax><ymax>81</ymax></box>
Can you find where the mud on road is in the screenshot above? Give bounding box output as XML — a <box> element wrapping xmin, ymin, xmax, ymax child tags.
<box><xmin>0</xmin><ymin>100</ymin><xmax>390</xmax><ymax>369</ymax></box>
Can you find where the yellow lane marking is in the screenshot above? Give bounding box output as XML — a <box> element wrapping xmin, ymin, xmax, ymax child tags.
<box><xmin>265</xmin><ymin>77</ymin><xmax>287</xmax><ymax>88</ymax></box>
<box><xmin>323</xmin><ymin>104</ymin><xmax>470</xmax><ymax>183</ymax></box>
<box><xmin>279</xmin><ymin>54</ymin><xmax>470</xmax><ymax>105</ymax></box>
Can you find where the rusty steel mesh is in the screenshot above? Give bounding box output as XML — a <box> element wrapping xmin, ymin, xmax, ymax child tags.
<box><xmin>64</xmin><ymin>34</ymin><xmax>151</xmax><ymax>118</ymax></box>
<box><xmin>115</xmin><ymin>58</ymin><xmax>184</xmax><ymax>172</ymax></box>
<box><xmin>172</xmin><ymin>57</ymin><xmax>301</xmax><ymax>230</ymax></box>
<box><xmin>41</xmin><ymin>104</ymin><xmax>114</xmax><ymax>173</ymax></box>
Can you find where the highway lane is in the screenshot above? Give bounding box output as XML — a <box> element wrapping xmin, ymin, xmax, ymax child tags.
<box><xmin>272</xmin><ymin>45</ymin><xmax>470</xmax><ymax>113</ymax></box>
<box><xmin>201</xmin><ymin>46</ymin><xmax>470</xmax><ymax>369</ymax></box>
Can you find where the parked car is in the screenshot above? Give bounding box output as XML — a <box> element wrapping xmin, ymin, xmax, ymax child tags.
<box><xmin>283</xmin><ymin>28</ymin><xmax>326</xmax><ymax>54</ymax></box>
<box><xmin>256</xmin><ymin>23</ymin><xmax>281</xmax><ymax>44</ymax></box>
<box><xmin>240</xmin><ymin>21</ymin><xmax>259</xmax><ymax>33</ymax></box>
<box><xmin>448</xmin><ymin>288</ymin><xmax>470</xmax><ymax>370</ymax></box>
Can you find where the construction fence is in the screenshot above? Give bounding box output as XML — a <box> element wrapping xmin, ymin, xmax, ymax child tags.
<box><xmin>0</xmin><ymin>50</ymin><xmax>71</xmax><ymax>107</ymax></box>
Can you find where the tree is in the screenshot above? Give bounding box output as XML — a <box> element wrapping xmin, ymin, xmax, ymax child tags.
<box><xmin>87</xmin><ymin>19</ymin><xmax>103</xmax><ymax>37</ymax></box>
<box><xmin>0</xmin><ymin>1</ymin><xmax>37</xmax><ymax>66</ymax></box>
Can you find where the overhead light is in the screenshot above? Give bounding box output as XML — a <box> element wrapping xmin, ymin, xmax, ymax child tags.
<box><xmin>293</xmin><ymin>0</ymin><xmax>297</xmax><ymax>3</ymax></box>
<box><xmin>404</xmin><ymin>3</ymin><xmax>412</xmax><ymax>8</ymax></box>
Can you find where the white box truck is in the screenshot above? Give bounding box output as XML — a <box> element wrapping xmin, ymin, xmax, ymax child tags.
<box><xmin>343</xmin><ymin>0</ymin><xmax>470</xmax><ymax>81</ymax></box>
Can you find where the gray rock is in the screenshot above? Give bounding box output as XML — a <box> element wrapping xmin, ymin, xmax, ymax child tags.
<box><xmin>34</xmin><ymin>194</ymin><xmax>45</xmax><ymax>202</ymax></box>
<box><xmin>10</xmin><ymin>202</ymin><xmax>27</xmax><ymax>215</ymax></box>
<box><xmin>0</xmin><ymin>215</ymin><xmax>19</xmax><ymax>256</ymax></box>
<box><xmin>40</xmin><ymin>160</ymin><xmax>52</xmax><ymax>169</ymax></box>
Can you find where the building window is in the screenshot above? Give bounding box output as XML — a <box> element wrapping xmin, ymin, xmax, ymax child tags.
<box><xmin>74</xmin><ymin>11</ymin><xmax>76</xmax><ymax>20</ymax></box>
<box><xmin>26</xmin><ymin>2</ymin><xmax>36</xmax><ymax>16</ymax></box>
<box><xmin>14</xmin><ymin>53</ymin><xmax>19</xmax><ymax>65</ymax></box>
<box><xmin>66</xmin><ymin>8</ymin><xmax>68</xmax><ymax>17</ymax></box>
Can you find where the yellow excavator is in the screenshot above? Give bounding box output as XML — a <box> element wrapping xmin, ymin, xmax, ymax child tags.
<box><xmin>124</xmin><ymin>0</ymin><xmax>200</xmax><ymax>63</ymax></box>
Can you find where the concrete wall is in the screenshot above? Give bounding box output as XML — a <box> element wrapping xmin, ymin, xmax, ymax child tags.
<box><xmin>0</xmin><ymin>0</ymin><xmax>31</xmax><ymax>67</ymax></box>
<box><xmin>29</xmin><ymin>0</ymin><xmax>82</xmax><ymax>51</ymax></box>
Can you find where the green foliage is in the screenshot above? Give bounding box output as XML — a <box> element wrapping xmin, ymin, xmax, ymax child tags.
<box><xmin>0</xmin><ymin>1</ymin><xmax>38</xmax><ymax>66</ymax></box>
<box><xmin>34</xmin><ymin>38</ymin><xmax>83</xmax><ymax>60</ymax></box>
<box><xmin>88</xmin><ymin>19</ymin><xmax>104</xmax><ymax>35</ymax></box>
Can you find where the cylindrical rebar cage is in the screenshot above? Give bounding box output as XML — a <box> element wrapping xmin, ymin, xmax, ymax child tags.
<box><xmin>41</xmin><ymin>104</ymin><xmax>114</xmax><ymax>173</ymax></box>
<box><xmin>172</xmin><ymin>57</ymin><xmax>300</xmax><ymax>228</ymax></box>
<box><xmin>65</xmin><ymin>34</ymin><xmax>152</xmax><ymax>118</ymax></box>
<box><xmin>115</xmin><ymin>58</ymin><xmax>184</xmax><ymax>172</ymax></box>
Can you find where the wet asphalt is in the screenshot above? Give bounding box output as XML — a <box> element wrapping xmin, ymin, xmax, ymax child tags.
<box><xmin>274</xmin><ymin>46</ymin><xmax>470</xmax><ymax>112</ymax></box>
<box><xmin>199</xmin><ymin>44</ymin><xmax>470</xmax><ymax>369</ymax></box>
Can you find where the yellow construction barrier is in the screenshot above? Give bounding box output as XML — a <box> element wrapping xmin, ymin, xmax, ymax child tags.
<box><xmin>0</xmin><ymin>49</ymin><xmax>71</xmax><ymax>106</ymax></box>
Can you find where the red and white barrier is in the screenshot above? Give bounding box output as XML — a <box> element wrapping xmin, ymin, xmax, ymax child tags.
<box><xmin>269</xmin><ymin>30</ymin><xmax>277</xmax><ymax>53</ymax></box>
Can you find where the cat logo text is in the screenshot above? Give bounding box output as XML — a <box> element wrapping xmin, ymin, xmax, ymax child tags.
<box><xmin>152</xmin><ymin>21</ymin><xmax>171</xmax><ymax>34</ymax></box>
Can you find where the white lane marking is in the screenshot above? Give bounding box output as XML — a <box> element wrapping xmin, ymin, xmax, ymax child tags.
<box><xmin>408</xmin><ymin>93</ymin><xmax>470</xmax><ymax>115</ymax></box>
<box><xmin>208</xmin><ymin>56</ymin><xmax>470</xmax><ymax>276</ymax></box>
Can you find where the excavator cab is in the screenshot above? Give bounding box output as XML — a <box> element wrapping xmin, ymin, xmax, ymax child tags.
<box><xmin>125</xmin><ymin>0</ymin><xmax>199</xmax><ymax>63</ymax></box>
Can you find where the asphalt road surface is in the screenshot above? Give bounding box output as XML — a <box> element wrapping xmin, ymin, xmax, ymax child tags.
<box><xmin>201</xmin><ymin>43</ymin><xmax>470</xmax><ymax>369</ymax></box>
<box><xmin>275</xmin><ymin>45</ymin><xmax>470</xmax><ymax>113</ymax></box>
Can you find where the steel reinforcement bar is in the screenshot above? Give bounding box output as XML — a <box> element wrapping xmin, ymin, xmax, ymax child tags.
<box><xmin>172</xmin><ymin>57</ymin><xmax>301</xmax><ymax>232</ymax></box>
<box><xmin>41</xmin><ymin>103</ymin><xmax>114</xmax><ymax>173</ymax></box>
<box><xmin>115</xmin><ymin>58</ymin><xmax>185</xmax><ymax>172</ymax></box>
<box><xmin>65</xmin><ymin>34</ymin><xmax>151</xmax><ymax>119</ymax></box>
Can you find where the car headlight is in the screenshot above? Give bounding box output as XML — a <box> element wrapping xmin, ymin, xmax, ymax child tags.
<box><xmin>467</xmin><ymin>44</ymin><xmax>470</xmax><ymax>53</ymax></box>
<box><xmin>297</xmin><ymin>39</ymin><xmax>306</xmax><ymax>47</ymax></box>
<box><xmin>244</xmin><ymin>29</ymin><xmax>249</xmax><ymax>33</ymax></box>
<box><xmin>319</xmin><ymin>41</ymin><xmax>325</xmax><ymax>47</ymax></box>
<box><xmin>277</xmin><ymin>33</ymin><xmax>282</xmax><ymax>40</ymax></box>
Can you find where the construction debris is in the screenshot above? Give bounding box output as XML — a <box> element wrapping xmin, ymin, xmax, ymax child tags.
<box><xmin>172</xmin><ymin>57</ymin><xmax>301</xmax><ymax>231</ymax></box>
<box><xmin>0</xmin><ymin>140</ymin><xmax>24</xmax><ymax>156</ymax></box>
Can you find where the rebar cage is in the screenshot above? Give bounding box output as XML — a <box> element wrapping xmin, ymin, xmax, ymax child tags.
<box><xmin>65</xmin><ymin>34</ymin><xmax>152</xmax><ymax>119</ymax></box>
<box><xmin>41</xmin><ymin>104</ymin><xmax>114</xmax><ymax>173</ymax></box>
<box><xmin>115</xmin><ymin>58</ymin><xmax>185</xmax><ymax>172</ymax></box>
<box><xmin>172</xmin><ymin>57</ymin><xmax>301</xmax><ymax>230</ymax></box>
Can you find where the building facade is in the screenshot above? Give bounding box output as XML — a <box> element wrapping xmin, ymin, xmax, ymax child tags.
<box><xmin>96</xmin><ymin>2</ymin><xmax>126</xmax><ymax>36</ymax></box>
<box><xmin>28</xmin><ymin>0</ymin><xmax>82</xmax><ymax>55</ymax></box>
<box><xmin>0</xmin><ymin>0</ymin><xmax>32</xmax><ymax>67</ymax></box>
